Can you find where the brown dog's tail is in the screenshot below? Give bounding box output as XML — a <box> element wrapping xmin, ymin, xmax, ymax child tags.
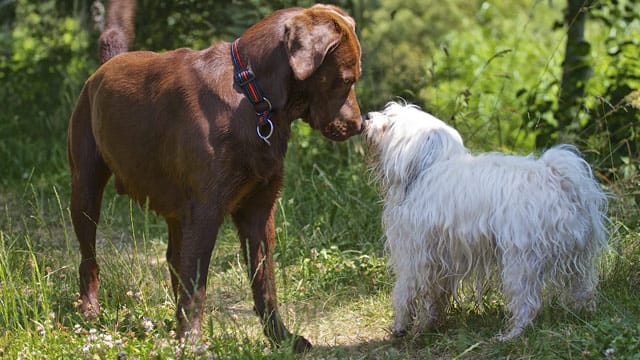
<box><xmin>98</xmin><ymin>0</ymin><xmax>136</xmax><ymax>64</ymax></box>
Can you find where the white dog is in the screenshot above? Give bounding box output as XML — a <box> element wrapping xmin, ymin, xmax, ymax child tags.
<box><xmin>364</xmin><ymin>102</ymin><xmax>608</xmax><ymax>340</ymax></box>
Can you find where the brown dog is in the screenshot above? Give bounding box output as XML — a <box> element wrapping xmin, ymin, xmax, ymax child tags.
<box><xmin>68</xmin><ymin>4</ymin><xmax>363</xmax><ymax>352</ymax></box>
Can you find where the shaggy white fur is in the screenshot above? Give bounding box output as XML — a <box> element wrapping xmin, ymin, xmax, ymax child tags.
<box><xmin>364</xmin><ymin>102</ymin><xmax>609</xmax><ymax>340</ymax></box>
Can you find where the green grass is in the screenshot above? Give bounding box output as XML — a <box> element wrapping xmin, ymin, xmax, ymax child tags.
<box><xmin>1</xmin><ymin>133</ymin><xmax>639</xmax><ymax>359</ymax></box>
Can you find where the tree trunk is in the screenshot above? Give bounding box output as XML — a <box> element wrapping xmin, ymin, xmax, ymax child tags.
<box><xmin>556</xmin><ymin>0</ymin><xmax>592</xmax><ymax>141</ymax></box>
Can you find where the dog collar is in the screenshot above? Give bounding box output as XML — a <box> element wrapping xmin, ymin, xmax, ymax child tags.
<box><xmin>231</xmin><ymin>38</ymin><xmax>274</xmax><ymax>145</ymax></box>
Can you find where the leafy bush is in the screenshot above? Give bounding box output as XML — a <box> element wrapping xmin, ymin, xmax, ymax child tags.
<box><xmin>0</xmin><ymin>0</ymin><xmax>95</xmax><ymax>187</ymax></box>
<box><xmin>524</xmin><ymin>1</ymin><xmax>640</xmax><ymax>180</ymax></box>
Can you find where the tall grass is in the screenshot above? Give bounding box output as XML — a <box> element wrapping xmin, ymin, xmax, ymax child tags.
<box><xmin>2</xmin><ymin>128</ymin><xmax>639</xmax><ymax>358</ymax></box>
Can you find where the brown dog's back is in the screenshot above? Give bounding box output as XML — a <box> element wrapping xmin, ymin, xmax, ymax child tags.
<box><xmin>77</xmin><ymin>48</ymin><xmax>227</xmax><ymax>217</ymax></box>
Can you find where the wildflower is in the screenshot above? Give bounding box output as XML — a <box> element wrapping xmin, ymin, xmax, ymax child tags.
<box><xmin>127</xmin><ymin>291</ymin><xmax>143</xmax><ymax>301</ymax></box>
<box><xmin>141</xmin><ymin>317</ymin><xmax>154</xmax><ymax>332</ymax></box>
<box><xmin>36</xmin><ymin>323</ymin><xmax>45</xmax><ymax>336</ymax></box>
<box><xmin>88</xmin><ymin>328</ymin><xmax>98</xmax><ymax>342</ymax></box>
<box><xmin>191</xmin><ymin>344</ymin><xmax>207</xmax><ymax>355</ymax></box>
<box><xmin>604</xmin><ymin>348</ymin><xmax>615</xmax><ymax>358</ymax></box>
<box><xmin>101</xmin><ymin>334</ymin><xmax>114</xmax><ymax>348</ymax></box>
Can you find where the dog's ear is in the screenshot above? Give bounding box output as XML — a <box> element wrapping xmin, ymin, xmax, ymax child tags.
<box><xmin>284</xmin><ymin>11</ymin><xmax>342</xmax><ymax>80</ymax></box>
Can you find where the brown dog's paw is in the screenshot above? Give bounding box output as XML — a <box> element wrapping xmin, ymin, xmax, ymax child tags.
<box><xmin>292</xmin><ymin>335</ymin><xmax>312</xmax><ymax>353</ymax></box>
<box><xmin>80</xmin><ymin>303</ymin><xmax>99</xmax><ymax>321</ymax></box>
<box><xmin>76</xmin><ymin>297</ymin><xmax>100</xmax><ymax>321</ymax></box>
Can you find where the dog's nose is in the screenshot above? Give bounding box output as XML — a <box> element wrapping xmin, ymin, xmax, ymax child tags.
<box><xmin>359</xmin><ymin>113</ymin><xmax>369</xmax><ymax>132</ymax></box>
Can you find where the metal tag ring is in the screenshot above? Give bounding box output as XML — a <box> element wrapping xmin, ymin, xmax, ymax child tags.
<box><xmin>257</xmin><ymin>118</ymin><xmax>274</xmax><ymax>145</ymax></box>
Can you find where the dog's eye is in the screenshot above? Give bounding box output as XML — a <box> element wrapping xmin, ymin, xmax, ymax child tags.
<box><xmin>343</xmin><ymin>77</ymin><xmax>355</xmax><ymax>86</ymax></box>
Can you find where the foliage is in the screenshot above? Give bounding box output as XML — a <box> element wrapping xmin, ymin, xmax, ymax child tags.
<box><xmin>130</xmin><ymin>0</ymin><xmax>354</xmax><ymax>50</ymax></box>
<box><xmin>582</xmin><ymin>317</ymin><xmax>640</xmax><ymax>358</ymax></box>
<box><xmin>0</xmin><ymin>0</ymin><xmax>95</xmax><ymax>187</ymax></box>
<box><xmin>358</xmin><ymin>0</ymin><xmax>482</xmax><ymax>109</ymax></box>
<box><xmin>284</xmin><ymin>245</ymin><xmax>389</xmax><ymax>301</ymax></box>
<box><xmin>418</xmin><ymin>1</ymin><xmax>559</xmax><ymax>151</ymax></box>
<box><xmin>587</xmin><ymin>1</ymin><xmax>640</xmax><ymax>180</ymax></box>
<box><xmin>359</xmin><ymin>1</ymin><xmax>570</xmax><ymax>152</ymax></box>
<box><xmin>523</xmin><ymin>0</ymin><xmax>640</xmax><ymax>179</ymax></box>
<box><xmin>1</xmin><ymin>0</ymin><xmax>93</xmax><ymax>112</ymax></box>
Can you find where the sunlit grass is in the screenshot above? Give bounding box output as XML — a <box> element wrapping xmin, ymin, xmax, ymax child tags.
<box><xmin>1</xmin><ymin>153</ymin><xmax>639</xmax><ymax>359</ymax></box>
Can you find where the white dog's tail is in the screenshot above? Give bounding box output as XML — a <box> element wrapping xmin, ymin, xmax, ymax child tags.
<box><xmin>540</xmin><ymin>145</ymin><xmax>609</xmax><ymax>249</ymax></box>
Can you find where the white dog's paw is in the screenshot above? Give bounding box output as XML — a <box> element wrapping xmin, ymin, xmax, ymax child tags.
<box><xmin>495</xmin><ymin>326</ymin><xmax>524</xmax><ymax>341</ymax></box>
<box><xmin>391</xmin><ymin>324</ymin><xmax>408</xmax><ymax>338</ymax></box>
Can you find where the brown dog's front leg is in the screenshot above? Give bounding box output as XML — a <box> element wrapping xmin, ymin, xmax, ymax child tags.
<box><xmin>165</xmin><ymin>218</ymin><xmax>182</xmax><ymax>300</ymax></box>
<box><xmin>232</xmin><ymin>191</ymin><xmax>312</xmax><ymax>353</ymax></box>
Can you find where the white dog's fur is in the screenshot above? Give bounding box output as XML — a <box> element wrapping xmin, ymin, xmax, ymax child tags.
<box><xmin>364</xmin><ymin>102</ymin><xmax>608</xmax><ymax>340</ymax></box>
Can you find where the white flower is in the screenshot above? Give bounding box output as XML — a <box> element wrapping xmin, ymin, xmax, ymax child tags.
<box><xmin>142</xmin><ymin>317</ymin><xmax>154</xmax><ymax>332</ymax></box>
<box><xmin>604</xmin><ymin>348</ymin><xmax>615</xmax><ymax>358</ymax></box>
<box><xmin>191</xmin><ymin>344</ymin><xmax>207</xmax><ymax>355</ymax></box>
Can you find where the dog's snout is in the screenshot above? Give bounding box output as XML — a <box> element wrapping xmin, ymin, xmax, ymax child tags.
<box><xmin>359</xmin><ymin>113</ymin><xmax>369</xmax><ymax>132</ymax></box>
<box><xmin>360</xmin><ymin>112</ymin><xmax>373</xmax><ymax>132</ymax></box>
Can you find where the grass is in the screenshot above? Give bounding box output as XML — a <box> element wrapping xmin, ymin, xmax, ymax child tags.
<box><xmin>1</xmin><ymin>133</ymin><xmax>639</xmax><ymax>359</ymax></box>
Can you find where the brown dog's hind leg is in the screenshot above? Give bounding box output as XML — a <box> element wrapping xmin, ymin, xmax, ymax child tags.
<box><xmin>175</xmin><ymin>204</ymin><xmax>223</xmax><ymax>340</ymax></box>
<box><xmin>232</xmin><ymin>185</ymin><xmax>312</xmax><ymax>353</ymax></box>
<box><xmin>68</xmin><ymin>90</ymin><xmax>112</xmax><ymax>320</ymax></box>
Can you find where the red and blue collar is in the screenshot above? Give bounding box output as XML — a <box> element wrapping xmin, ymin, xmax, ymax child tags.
<box><xmin>231</xmin><ymin>39</ymin><xmax>274</xmax><ymax>145</ymax></box>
